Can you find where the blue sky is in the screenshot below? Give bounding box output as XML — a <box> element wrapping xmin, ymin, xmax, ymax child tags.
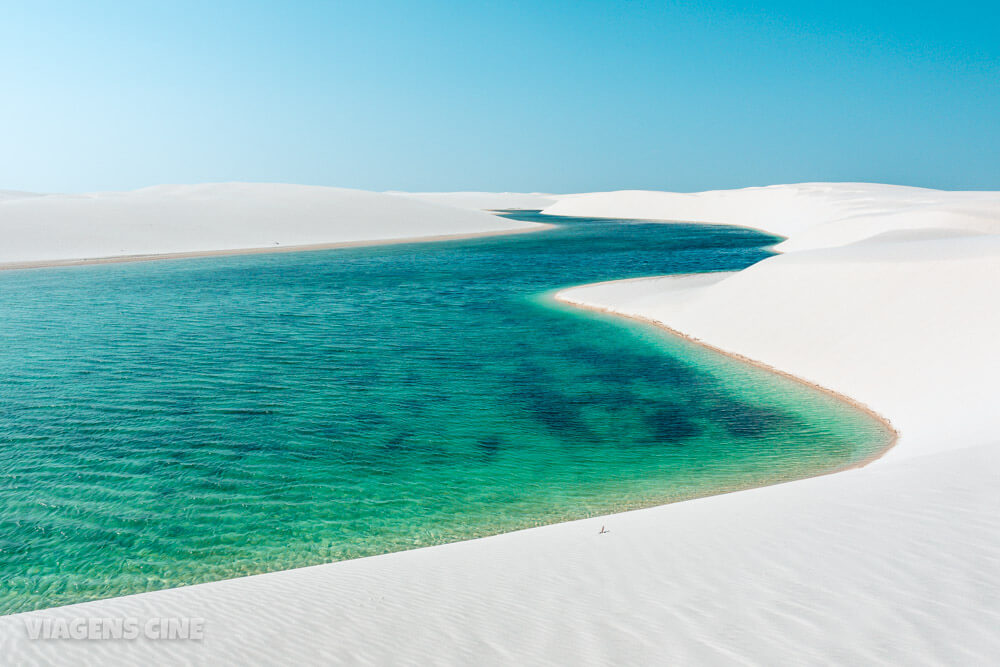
<box><xmin>2</xmin><ymin>1</ymin><xmax>998</xmax><ymax>193</ymax></box>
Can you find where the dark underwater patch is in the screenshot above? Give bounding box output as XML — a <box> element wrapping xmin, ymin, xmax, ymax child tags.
<box><xmin>644</xmin><ymin>404</ymin><xmax>703</xmax><ymax>444</ymax></box>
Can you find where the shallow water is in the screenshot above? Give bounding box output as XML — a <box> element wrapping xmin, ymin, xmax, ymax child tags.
<box><xmin>0</xmin><ymin>212</ymin><xmax>891</xmax><ymax>614</ymax></box>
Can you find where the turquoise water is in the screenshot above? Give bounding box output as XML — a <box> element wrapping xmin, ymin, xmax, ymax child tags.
<box><xmin>0</xmin><ymin>212</ymin><xmax>891</xmax><ymax>614</ymax></box>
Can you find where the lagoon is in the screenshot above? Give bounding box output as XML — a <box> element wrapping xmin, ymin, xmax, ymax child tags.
<box><xmin>0</xmin><ymin>212</ymin><xmax>891</xmax><ymax>614</ymax></box>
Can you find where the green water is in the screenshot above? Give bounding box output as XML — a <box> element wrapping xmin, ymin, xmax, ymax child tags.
<box><xmin>0</xmin><ymin>212</ymin><xmax>890</xmax><ymax>614</ymax></box>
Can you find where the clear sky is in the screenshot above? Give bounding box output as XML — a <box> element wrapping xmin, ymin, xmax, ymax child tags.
<box><xmin>2</xmin><ymin>1</ymin><xmax>998</xmax><ymax>193</ymax></box>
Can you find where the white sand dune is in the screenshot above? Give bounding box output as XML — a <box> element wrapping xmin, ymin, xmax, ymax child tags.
<box><xmin>0</xmin><ymin>183</ymin><xmax>544</xmax><ymax>267</ymax></box>
<box><xmin>0</xmin><ymin>189</ymin><xmax>43</xmax><ymax>201</ymax></box>
<box><xmin>546</xmin><ymin>182</ymin><xmax>1000</xmax><ymax>251</ymax></box>
<box><xmin>561</xmin><ymin>235</ymin><xmax>1000</xmax><ymax>462</ymax></box>
<box><xmin>3</xmin><ymin>442</ymin><xmax>996</xmax><ymax>665</ymax></box>
<box><xmin>548</xmin><ymin>183</ymin><xmax>1000</xmax><ymax>459</ymax></box>
<box><xmin>2</xmin><ymin>183</ymin><xmax>999</xmax><ymax>664</ymax></box>
<box><xmin>388</xmin><ymin>190</ymin><xmax>559</xmax><ymax>211</ymax></box>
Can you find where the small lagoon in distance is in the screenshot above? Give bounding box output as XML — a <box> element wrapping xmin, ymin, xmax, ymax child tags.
<box><xmin>0</xmin><ymin>212</ymin><xmax>892</xmax><ymax>614</ymax></box>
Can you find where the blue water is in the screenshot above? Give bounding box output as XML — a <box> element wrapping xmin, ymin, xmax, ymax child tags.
<box><xmin>0</xmin><ymin>212</ymin><xmax>891</xmax><ymax>614</ymax></box>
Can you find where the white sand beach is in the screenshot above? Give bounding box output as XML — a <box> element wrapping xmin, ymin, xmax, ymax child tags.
<box><xmin>0</xmin><ymin>183</ymin><xmax>546</xmax><ymax>269</ymax></box>
<box><xmin>2</xmin><ymin>183</ymin><xmax>999</xmax><ymax>664</ymax></box>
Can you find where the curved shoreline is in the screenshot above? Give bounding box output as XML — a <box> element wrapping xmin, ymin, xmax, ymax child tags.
<box><xmin>0</xmin><ymin>222</ymin><xmax>556</xmax><ymax>272</ymax></box>
<box><xmin>0</xmin><ymin>218</ymin><xmax>892</xmax><ymax>617</ymax></box>
<box><xmin>554</xmin><ymin>280</ymin><xmax>899</xmax><ymax>475</ymax></box>
<box><xmin>7</xmin><ymin>222</ymin><xmax>895</xmax><ymax>604</ymax></box>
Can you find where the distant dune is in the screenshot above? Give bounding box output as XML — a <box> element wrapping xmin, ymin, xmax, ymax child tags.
<box><xmin>388</xmin><ymin>190</ymin><xmax>559</xmax><ymax>211</ymax></box>
<box><xmin>0</xmin><ymin>189</ymin><xmax>43</xmax><ymax>201</ymax></box>
<box><xmin>546</xmin><ymin>182</ymin><xmax>1000</xmax><ymax>250</ymax></box>
<box><xmin>0</xmin><ymin>183</ymin><xmax>545</xmax><ymax>267</ymax></box>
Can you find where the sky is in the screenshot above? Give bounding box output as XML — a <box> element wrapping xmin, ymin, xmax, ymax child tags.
<box><xmin>1</xmin><ymin>1</ymin><xmax>998</xmax><ymax>193</ymax></box>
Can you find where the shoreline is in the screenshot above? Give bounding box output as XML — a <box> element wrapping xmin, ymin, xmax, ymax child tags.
<box><xmin>535</xmin><ymin>210</ymin><xmax>787</xmax><ymax>243</ymax></box>
<box><xmin>0</xmin><ymin>222</ymin><xmax>556</xmax><ymax>272</ymax></box>
<box><xmin>6</xmin><ymin>235</ymin><xmax>898</xmax><ymax>611</ymax></box>
<box><xmin>554</xmin><ymin>281</ymin><xmax>899</xmax><ymax>474</ymax></box>
<box><xmin>0</xmin><ymin>232</ymin><xmax>897</xmax><ymax>619</ymax></box>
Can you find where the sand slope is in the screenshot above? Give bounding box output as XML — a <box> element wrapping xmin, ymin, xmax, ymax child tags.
<box><xmin>2</xmin><ymin>183</ymin><xmax>999</xmax><ymax>664</ymax></box>
<box><xmin>561</xmin><ymin>236</ymin><xmax>1000</xmax><ymax>462</ymax></box>
<box><xmin>2</xmin><ymin>442</ymin><xmax>996</xmax><ymax>665</ymax></box>
<box><xmin>545</xmin><ymin>182</ymin><xmax>1000</xmax><ymax>251</ymax></box>
<box><xmin>0</xmin><ymin>189</ymin><xmax>42</xmax><ymax>201</ymax></box>
<box><xmin>0</xmin><ymin>183</ymin><xmax>543</xmax><ymax>266</ymax></box>
<box><xmin>387</xmin><ymin>190</ymin><xmax>559</xmax><ymax>211</ymax></box>
<box><xmin>548</xmin><ymin>183</ymin><xmax>1000</xmax><ymax>462</ymax></box>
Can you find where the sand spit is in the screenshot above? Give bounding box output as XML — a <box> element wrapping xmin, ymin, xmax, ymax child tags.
<box><xmin>0</xmin><ymin>183</ymin><xmax>547</xmax><ymax>267</ymax></box>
